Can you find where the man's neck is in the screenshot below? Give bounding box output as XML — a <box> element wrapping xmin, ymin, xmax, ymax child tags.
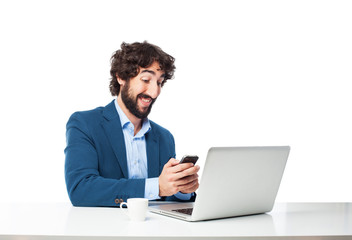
<box><xmin>116</xmin><ymin>96</ymin><xmax>142</xmax><ymax>135</ymax></box>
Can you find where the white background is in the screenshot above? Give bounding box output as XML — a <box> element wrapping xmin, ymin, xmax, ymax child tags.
<box><xmin>0</xmin><ymin>0</ymin><xmax>351</xmax><ymax>203</ymax></box>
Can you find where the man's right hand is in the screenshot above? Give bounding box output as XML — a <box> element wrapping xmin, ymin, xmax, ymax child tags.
<box><xmin>159</xmin><ymin>158</ymin><xmax>200</xmax><ymax>197</ymax></box>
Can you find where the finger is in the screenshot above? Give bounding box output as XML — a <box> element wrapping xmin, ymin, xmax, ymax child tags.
<box><xmin>176</xmin><ymin>174</ymin><xmax>199</xmax><ymax>186</ymax></box>
<box><xmin>178</xmin><ymin>179</ymin><xmax>199</xmax><ymax>193</ymax></box>
<box><xmin>170</xmin><ymin>158</ymin><xmax>180</xmax><ymax>166</ymax></box>
<box><xmin>174</xmin><ymin>165</ymin><xmax>200</xmax><ymax>179</ymax></box>
<box><xmin>172</xmin><ymin>162</ymin><xmax>194</xmax><ymax>173</ymax></box>
<box><xmin>165</xmin><ymin>158</ymin><xmax>180</xmax><ymax>167</ymax></box>
<box><xmin>184</xmin><ymin>178</ymin><xmax>199</xmax><ymax>190</ymax></box>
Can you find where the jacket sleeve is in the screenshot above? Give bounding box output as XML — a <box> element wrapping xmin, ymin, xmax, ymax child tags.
<box><xmin>64</xmin><ymin>112</ymin><xmax>144</xmax><ymax>207</ymax></box>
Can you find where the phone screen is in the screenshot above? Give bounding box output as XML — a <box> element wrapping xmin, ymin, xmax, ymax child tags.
<box><xmin>180</xmin><ymin>155</ymin><xmax>198</xmax><ymax>165</ymax></box>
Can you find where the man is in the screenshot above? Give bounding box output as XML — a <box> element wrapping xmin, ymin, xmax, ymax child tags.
<box><xmin>65</xmin><ymin>41</ymin><xmax>200</xmax><ymax>207</ymax></box>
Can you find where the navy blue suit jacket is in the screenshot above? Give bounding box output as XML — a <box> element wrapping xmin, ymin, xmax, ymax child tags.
<box><xmin>65</xmin><ymin>100</ymin><xmax>189</xmax><ymax>207</ymax></box>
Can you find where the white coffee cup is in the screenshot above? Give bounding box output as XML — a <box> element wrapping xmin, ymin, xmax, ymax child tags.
<box><xmin>120</xmin><ymin>198</ymin><xmax>149</xmax><ymax>221</ymax></box>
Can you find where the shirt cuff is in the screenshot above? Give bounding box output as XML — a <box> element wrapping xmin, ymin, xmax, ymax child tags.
<box><xmin>145</xmin><ymin>177</ymin><xmax>161</xmax><ymax>200</ymax></box>
<box><xmin>174</xmin><ymin>191</ymin><xmax>192</xmax><ymax>201</ymax></box>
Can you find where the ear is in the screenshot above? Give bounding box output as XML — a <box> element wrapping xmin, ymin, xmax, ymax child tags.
<box><xmin>116</xmin><ymin>74</ymin><xmax>125</xmax><ymax>86</ymax></box>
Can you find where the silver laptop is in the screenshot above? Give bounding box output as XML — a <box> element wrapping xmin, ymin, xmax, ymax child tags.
<box><xmin>149</xmin><ymin>146</ymin><xmax>290</xmax><ymax>221</ymax></box>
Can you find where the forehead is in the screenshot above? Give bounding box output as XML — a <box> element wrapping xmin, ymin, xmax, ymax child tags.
<box><xmin>139</xmin><ymin>61</ymin><xmax>164</xmax><ymax>75</ymax></box>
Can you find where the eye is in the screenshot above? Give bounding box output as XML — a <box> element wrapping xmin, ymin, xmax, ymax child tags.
<box><xmin>142</xmin><ymin>79</ymin><xmax>150</xmax><ymax>83</ymax></box>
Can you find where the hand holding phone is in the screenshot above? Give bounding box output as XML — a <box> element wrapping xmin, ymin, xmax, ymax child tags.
<box><xmin>159</xmin><ymin>157</ymin><xmax>200</xmax><ymax>196</ymax></box>
<box><xmin>179</xmin><ymin>155</ymin><xmax>199</xmax><ymax>165</ymax></box>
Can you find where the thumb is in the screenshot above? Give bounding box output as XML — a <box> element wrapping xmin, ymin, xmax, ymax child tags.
<box><xmin>167</xmin><ymin>158</ymin><xmax>180</xmax><ymax>167</ymax></box>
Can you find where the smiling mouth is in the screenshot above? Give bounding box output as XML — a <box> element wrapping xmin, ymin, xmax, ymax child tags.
<box><xmin>138</xmin><ymin>94</ymin><xmax>155</xmax><ymax>106</ymax></box>
<box><xmin>140</xmin><ymin>97</ymin><xmax>152</xmax><ymax>103</ymax></box>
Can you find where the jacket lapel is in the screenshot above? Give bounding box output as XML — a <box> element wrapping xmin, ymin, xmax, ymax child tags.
<box><xmin>146</xmin><ymin>128</ymin><xmax>160</xmax><ymax>178</ymax></box>
<box><xmin>101</xmin><ymin>100</ymin><xmax>129</xmax><ymax>178</ymax></box>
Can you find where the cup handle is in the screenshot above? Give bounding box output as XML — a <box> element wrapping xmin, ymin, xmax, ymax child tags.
<box><xmin>120</xmin><ymin>202</ymin><xmax>129</xmax><ymax>218</ymax></box>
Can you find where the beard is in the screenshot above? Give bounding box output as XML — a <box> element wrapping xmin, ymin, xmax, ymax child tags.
<box><xmin>120</xmin><ymin>81</ymin><xmax>156</xmax><ymax>119</ymax></box>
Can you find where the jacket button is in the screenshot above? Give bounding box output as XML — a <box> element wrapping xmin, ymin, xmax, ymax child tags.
<box><xmin>115</xmin><ymin>199</ymin><xmax>120</xmax><ymax>204</ymax></box>
<box><xmin>120</xmin><ymin>199</ymin><xmax>124</xmax><ymax>203</ymax></box>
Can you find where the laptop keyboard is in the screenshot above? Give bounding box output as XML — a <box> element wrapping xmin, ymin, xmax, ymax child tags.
<box><xmin>172</xmin><ymin>208</ymin><xmax>193</xmax><ymax>215</ymax></box>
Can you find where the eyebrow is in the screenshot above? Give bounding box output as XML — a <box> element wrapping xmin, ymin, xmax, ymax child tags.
<box><xmin>141</xmin><ymin>69</ymin><xmax>166</xmax><ymax>78</ymax></box>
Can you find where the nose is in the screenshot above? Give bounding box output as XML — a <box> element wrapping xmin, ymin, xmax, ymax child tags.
<box><xmin>146</xmin><ymin>81</ymin><xmax>161</xmax><ymax>99</ymax></box>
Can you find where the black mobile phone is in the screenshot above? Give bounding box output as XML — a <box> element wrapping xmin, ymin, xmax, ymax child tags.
<box><xmin>179</xmin><ymin>155</ymin><xmax>199</xmax><ymax>165</ymax></box>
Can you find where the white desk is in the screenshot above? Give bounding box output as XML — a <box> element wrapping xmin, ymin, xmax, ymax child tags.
<box><xmin>0</xmin><ymin>202</ymin><xmax>351</xmax><ymax>239</ymax></box>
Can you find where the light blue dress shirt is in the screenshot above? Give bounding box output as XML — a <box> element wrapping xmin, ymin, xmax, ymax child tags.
<box><xmin>114</xmin><ymin>100</ymin><xmax>191</xmax><ymax>200</ymax></box>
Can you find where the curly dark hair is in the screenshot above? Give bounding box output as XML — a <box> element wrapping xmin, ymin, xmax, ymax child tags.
<box><xmin>109</xmin><ymin>41</ymin><xmax>176</xmax><ymax>96</ymax></box>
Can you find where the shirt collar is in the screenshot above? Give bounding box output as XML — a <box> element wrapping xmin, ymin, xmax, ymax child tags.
<box><xmin>114</xmin><ymin>99</ymin><xmax>151</xmax><ymax>137</ymax></box>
